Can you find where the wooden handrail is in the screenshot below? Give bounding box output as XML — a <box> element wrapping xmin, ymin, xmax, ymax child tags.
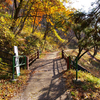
<box><xmin>29</xmin><ymin>52</ymin><xmax>37</xmax><ymax>63</ymax></box>
<box><xmin>0</xmin><ymin>50</ymin><xmax>14</xmax><ymax>67</ymax></box>
<box><xmin>0</xmin><ymin>49</ymin><xmax>39</xmax><ymax>70</ymax></box>
<box><xmin>26</xmin><ymin>50</ymin><xmax>39</xmax><ymax>69</ymax></box>
<box><xmin>0</xmin><ymin>49</ymin><xmax>13</xmax><ymax>56</ymax></box>
<box><xmin>62</xmin><ymin>50</ymin><xmax>90</xmax><ymax>73</ymax></box>
<box><xmin>0</xmin><ymin>56</ymin><xmax>12</xmax><ymax>61</ymax></box>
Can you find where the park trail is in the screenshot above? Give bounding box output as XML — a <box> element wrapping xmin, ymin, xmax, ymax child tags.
<box><xmin>11</xmin><ymin>51</ymin><xmax>72</xmax><ymax>100</ymax></box>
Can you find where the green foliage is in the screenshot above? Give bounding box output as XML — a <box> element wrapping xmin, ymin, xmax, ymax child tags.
<box><xmin>0</xmin><ymin>58</ymin><xmax>2</xmax><ymax>62</ymax></box>
<box><xmin>81</xmin><ymin>85</ymin><xmax>88</xmax><ymax>91</ymax></box>
<box><xmin>71</xmin><ymin>91</ymin><xmax>76</xmax><ymax>96</ymax></box>
<box><xmin>0</xmin><ymin>12</ymin><xmax>19</xmax><ymax>52</ymax></box>
<box><xmin>68</xmin><ymin>8</ymin><xmax>100</xmax><ymax>60</ymax></box>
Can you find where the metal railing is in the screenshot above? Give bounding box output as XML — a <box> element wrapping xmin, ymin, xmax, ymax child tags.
<box><xmin>12</xmin><ymin>55</ymin><xmax>27</xmax><ymax>79</ymax></box>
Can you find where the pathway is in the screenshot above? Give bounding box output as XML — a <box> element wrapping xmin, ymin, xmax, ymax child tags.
<box><xmin>11</xmin><ymin>51</ymin><xmax>71</xmax><ymax>100</ymax></box>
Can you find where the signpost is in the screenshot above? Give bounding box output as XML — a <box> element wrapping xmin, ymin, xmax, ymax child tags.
<box><xmin>14</xmin><ymin>46</ymin><xmax>20</xmax><ymax>76</ymax></box>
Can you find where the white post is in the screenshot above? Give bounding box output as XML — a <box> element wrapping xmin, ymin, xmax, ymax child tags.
<box><xmin>14</xmin><ymin>46</ymin><xmax>20</xmax><ymax>76</ymax></box>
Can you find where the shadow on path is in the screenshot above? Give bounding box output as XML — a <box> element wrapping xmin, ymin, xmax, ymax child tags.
<box><xmin>38</xmin><ymin>58</ymin><xmax>70</xmax><ymax>100</ymax></box>
<box><xmin>11</xmin><ymin>52</ymin><xmax>72</xmax><ymax>100</ymax></box>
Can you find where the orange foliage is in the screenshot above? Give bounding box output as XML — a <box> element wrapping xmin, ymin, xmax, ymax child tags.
<box><xmin>1</xmin><ymin>0</ymin><xmax>12</xmax><ymax>9</ymax></box>
<box><xmin>2</xmin><ymin>4</ymin><xmax>6</xmax><ymax>8</ymax></box>
<box><xmin>28</xmin><ymin>0</ymin><xmax>74</xmax><ymax>28</ymax></box>
<box><xmin>5</xmin><ymin>0</ymin><xmax>12</xmax><ymax>5</ymax></box>
<box><xmin>31</xmin><ymin>10</ymin><xmax>45</xmax><ymax>25</ymax></box>
<box><xmin>36</xmin><ymin>11</ymin><xmax>44</xmax><ymax>25</ymax></box>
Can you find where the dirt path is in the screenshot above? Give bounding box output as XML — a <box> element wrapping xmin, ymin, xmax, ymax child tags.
<box><xmin>11</xmin><ymin>51</ymin><xmax>71</xmax><ymax>100</ymax></box>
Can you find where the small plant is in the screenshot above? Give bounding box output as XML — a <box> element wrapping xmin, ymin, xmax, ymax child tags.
<box><xmin>82</xmin><ymin>85</ymin><xmax>88</xmax><ymax>91</ymax></box>
<box><xmin>71</xmin><ymin>91</ymin><xmax>76</xmax><ymax>96</ymax></box>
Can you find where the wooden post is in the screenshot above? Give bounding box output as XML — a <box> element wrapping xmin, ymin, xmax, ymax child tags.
<box><xmin>62</xmin><ymin>50</ymin><xmax>64</xmax><ymax>58</ymax></box>
<box><xmin>35</xmin><ymin>52</ymin><xmax>36</xmax><ymax>58</ymax></box>
<box><xmin>67</xmin><ymin>56</ymin><xmax>71</xmax><ymax>70</ymax></box>
<box><xmin>37</xmin><ymin>50</ymin><xmax>39</xmax><ymax>59</ymax></box>
<box><xmin>69</xmin><ymin>56</ymin><xmax>71</xmax><ymax>69</ymax></box>
<box><xmin>67</xmin><ymin>57</ymin><xmax>69</xmax><ymax>70</ymax></box>
<box><xmin>26</xmin><ymin>56</ymin><xmax>29</xmax><ymax>70</ymax></box>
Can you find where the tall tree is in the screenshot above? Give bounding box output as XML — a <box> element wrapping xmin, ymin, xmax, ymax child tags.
<box><xmin>68</xmin><ymin>5</ymin><xmax>100</xmax><ymax>61</ymax></box>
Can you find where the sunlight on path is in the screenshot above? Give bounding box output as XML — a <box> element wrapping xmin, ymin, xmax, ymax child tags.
<box><xmin>42</xmin><ymin>51</ymin><xmax>59</xmax><ymax>60</ymax></box>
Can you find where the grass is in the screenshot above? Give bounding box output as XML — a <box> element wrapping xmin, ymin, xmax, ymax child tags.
<box><xmin>89</xmin><ymin>50</ymin><xmax>100</xmax><ymax>60</ymax></box>
<box><xmin>63</xmin><ymin>69</ymin><xmax>100</xmax><ymax>100</ymax></box>
<box><xmin>64</xmin><ymin>49</ymin><xmax>100</xmax><ymax>78</ymax></box>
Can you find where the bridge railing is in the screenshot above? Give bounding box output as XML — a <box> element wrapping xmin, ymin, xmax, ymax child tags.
<box><xmin>0</xmin><ymin>49</ymin><xmax>14</xmax><ymax>78</ymax></box>
<box><xmin>0</xmin><ymin>49</ymin><xmax>13</xmax><ymax>67</ymax></box>
<box><xmin>26</xmin><ymin>50</ymin><xmax>39</xmax><ymax>70</ymax></box>
<box><xmin>62</xmin><ymin>50</ymin><xmax>90</xmax><ymax>72</ymax></box>
<box><xmin>62</xmin><ymin>50</ymin><xmax>71</xmax><ymax>70</ymax></box>
<box><xmin>0</xmin><ymin>49</ymin><xmax>40</xmax><ymax>79</ymax></box>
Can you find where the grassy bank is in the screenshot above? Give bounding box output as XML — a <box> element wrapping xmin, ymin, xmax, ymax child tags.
<box><xmin>64</xmin><ymin>49</ymin><xmax>100</xmax><ymax>78</ymax></box>
<box><xmin>63</xmin><ymin>69</ymin><xmax>100</xmax><ymax>100</ymax></box>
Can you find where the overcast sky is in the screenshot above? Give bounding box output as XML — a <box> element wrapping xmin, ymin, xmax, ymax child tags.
<box><xmin>65</xmin><ymin>0</ymin><xmax>96</xmax><ymax>13</ymax></box>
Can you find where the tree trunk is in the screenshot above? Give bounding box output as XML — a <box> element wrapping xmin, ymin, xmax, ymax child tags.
<box><xmin>93</xmin><ymin>46</ymin><xmax>98</xmax><ymax>56</ymax></box>
<box><xmin>43</xmin><ymin>22</ymin><xmax>49</xmax><ymax>40</ymax></box>
<box><xmin>75</xmin><ymin>46</ymin><xmax>83</xmax><ymax>61</ymax></box>
<box><xmin>78</xmin><ymin>50</ymin><xmax>89</xmax><ymax>60</ymax></box>
<box><xmin>32</xmin><ymin>8</ymin><xmax>38</xmax><ymax>33</ymax></box>
<box><xmin>15</xmin><ymin>2</ymin><xmax>34</xmax><ymax>36</ymax></box>
<box><xmin>10</xmin><ymin>0</ymin><xmax>23</xmax><ymax>31</ymax></box>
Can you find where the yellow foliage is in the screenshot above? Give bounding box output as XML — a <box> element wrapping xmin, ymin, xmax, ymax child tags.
<box><xmin>33</xmin><ymin>32</ymin><xmax>44</xmax><ymax>39</ymax></box>
<box><xmin>64</xmin><ymin>33</ymin><xmax>67</xmax><ymax>36</ymax></box>
<box><xmin>47</xmin><ymin>18</ymin><xmax>54</xmax><ymax>26</ymax></box>
<box><xmin>1</xmin><ymin>16</ymin><xmax>5</xmax><ymax>22</ymax></box>
<box><xmin>53</xmin><ymin>29</ymin><xmax>65</xmax><ymax>43</ymax></box>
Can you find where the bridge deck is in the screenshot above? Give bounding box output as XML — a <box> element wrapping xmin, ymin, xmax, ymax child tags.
<box><xmin>11</xmin><ymin>52</ymin><xmax>72</xmax><ymax>100</ymax></box>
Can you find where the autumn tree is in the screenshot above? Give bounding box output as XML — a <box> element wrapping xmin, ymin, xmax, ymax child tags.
<box><xmin>0</xmin><ymin>0</ymin><xmax>74</xmax><ymax>53</ymax></box>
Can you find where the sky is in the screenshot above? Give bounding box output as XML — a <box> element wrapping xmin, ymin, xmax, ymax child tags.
<box><xmin>65</xmin><ymin>0</ymin><xmax>96</xmax><ymax>13</ymax></box>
